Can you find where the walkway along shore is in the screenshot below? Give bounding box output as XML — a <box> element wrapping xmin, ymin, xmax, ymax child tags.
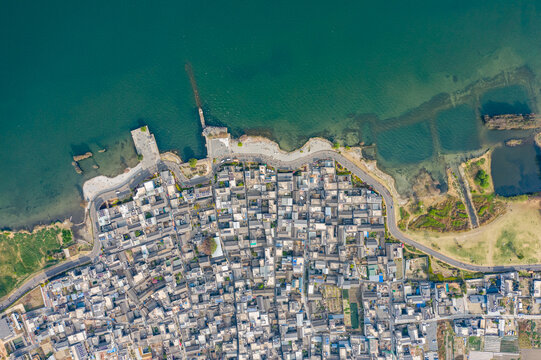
<box><xmin>3</xmin><ymin>126</ymin><xmax>541</xmax><ymax>311</ymax></box>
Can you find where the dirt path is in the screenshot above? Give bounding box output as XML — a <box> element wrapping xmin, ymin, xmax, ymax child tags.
<box><xmin>456</xmin><ymin>165</ymin><xmax>479</xmax><ymax>228</ymax></box>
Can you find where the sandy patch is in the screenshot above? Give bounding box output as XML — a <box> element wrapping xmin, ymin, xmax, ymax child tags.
<box><xmin>406</xmin><ymin>198</ymin><xmax>541</xmax><ymax>266</ymax></box>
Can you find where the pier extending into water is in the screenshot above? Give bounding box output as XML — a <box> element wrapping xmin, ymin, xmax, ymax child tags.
<box><xmin>185</xmin><ymin>62</ymin><xmax>206</xmax><ymax>129</ymax></box>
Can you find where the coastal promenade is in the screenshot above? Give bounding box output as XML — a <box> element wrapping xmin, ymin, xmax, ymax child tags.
<box><xmin>3</xmin><ymin>128</ymin><xmax>540</xmax><ymax>312</ymax></box>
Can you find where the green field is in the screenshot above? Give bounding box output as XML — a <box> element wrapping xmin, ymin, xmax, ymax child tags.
<box><xmin>409</xmin><ymin>197</ymin><xmax>470</xmax><ymax>232</ymax></box>
<box><xmin>350</xmin><ymin>302</ymin><xmax>359</xmax><ymax>329</ymax></box>
<box><xmin>468</xmin><ymin>336</ymin><xmax>481</xmax><ymax>351</ymax></box>
<box><xmin>472</xmin><ymin>194</ymin><xmax>505</xmax><ymax>225</ymax></box>
<box><xmin>500</xmin><ymin>338</ymin><xmax>519</xmax><ymax>353</ymax></box>
<box><xmin>0</xmin><ymin>226</ymin><xmax>72</xmax><ymax>298</ymax></box>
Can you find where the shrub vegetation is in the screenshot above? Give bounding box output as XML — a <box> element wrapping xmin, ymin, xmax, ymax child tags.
<box><xmin>0</xmin><ymin>227</ymin><xmax>72</xmax><ymax>298</ymax></box>
<box><xmin>474</xmin><ymin>169</ymin><xmax>490</xmax><ymax>188</ymax></box>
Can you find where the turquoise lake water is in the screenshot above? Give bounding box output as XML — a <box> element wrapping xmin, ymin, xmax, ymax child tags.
<box><xmin>2</xmin><ymin>0</ymin><xmax>541</xmax><ymax>229</ymax></box>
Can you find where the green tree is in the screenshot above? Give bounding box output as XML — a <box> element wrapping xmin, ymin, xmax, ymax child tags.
<box><xmin>199</xmin><ymin>237</ymin><xmax>217</xmax><ymax>255</ymax></box>
<box><xmin>475</xmin><ymin>170</ymin><xmax>490</xmax><ymax>188</ymax></box>
<box><xmin>61</xmin><ymin>229</ymin><xmax>73</xmax><ymax>245</ymax></box>
<box><xmin>188</xmin><ymin>158</ymin><xmax>197</xmax><ymax>168</ymax></box>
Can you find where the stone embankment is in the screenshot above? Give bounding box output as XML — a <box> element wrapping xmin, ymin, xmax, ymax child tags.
<box><xmin>72</xmin><ymin>161</ymin><xmax>83</xmax><ymax>174</ymax></box>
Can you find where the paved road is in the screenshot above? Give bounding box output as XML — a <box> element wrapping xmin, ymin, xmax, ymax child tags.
<box><xmin>396</xmin><ymin>312</ymin><xmax>541</xmax><ymax>325</ymax></box>
<box><xmin>3</xmin><ymin>149</ymin><xmax>540</xmax><ymax>312</ymax></box>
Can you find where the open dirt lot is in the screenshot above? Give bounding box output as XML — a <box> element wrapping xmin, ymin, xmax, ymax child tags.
<box><xmin>322</xmin><ymin>285</ymin><xmax>343</xmax><ymax>313</ymax></box>
<box><xmin>406</xmin><ymin>257</ymin><xmax>428</xmax><ymax>280</ymax></box>
<box><xmin>518</xmin><ymin>320</ymin><xmax>541</xmax><ymax>349</ymax></box>
<box><xmin>14</xmin><ymin>286</ymin><xmax>44</xmax><ymax>312</ymax></box>
<box><xmin>406</xmin><ymin>198</ymin><xmax>541</xmax><ymax>266</ymax></box>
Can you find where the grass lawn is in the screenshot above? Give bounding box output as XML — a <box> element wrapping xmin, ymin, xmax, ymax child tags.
<box><xmin>343</xmin><ymin>296</ymin><xmax>351</xmax><ymax>327</ymax></box>
<box><xmin>406</xmin><ymin>198</ymin><xmax>541</xmax><ymax>266</ymax></box>
<box><xmin>429</xmin><ymin>257</ymin><xmax>483</xmax><ymax>282</ymax></box>
<box><xmin>350</xmin><ymin>302</ymin><xmax>359</xmax><ymax>329</ymax></box>
<box><xmin>0</xmin><ymin>226</ymin><xmax>72</xmax><ymax>298</ymax></box>
<box><xmin>468</xmin><ymin>336</ymin><xmax>481</xmax><ymax>351</ymax></box>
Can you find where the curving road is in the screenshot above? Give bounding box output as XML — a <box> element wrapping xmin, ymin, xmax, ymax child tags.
<box><xmin>3</xmin><ymin>149</ymin><xmax>540</xmax><ymax>312</ymax></box>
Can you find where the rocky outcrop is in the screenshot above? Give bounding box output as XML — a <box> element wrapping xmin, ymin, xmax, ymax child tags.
<box><xmin>73</xmin><ymin>152</ymin><xmax>93</xmax><ymax>162</ymax></box>
<box><xmin>505</xmin><ymin>139</ymin><xmax>524</xmax><ymax>147</ymax></box>
<box><xmin>483</xmin><ymin>113</ymin><xmax>541</xmax><ymax>130</ymax></box>
<box><xmin>71</xmin><ymin>161</ymin><xmax>83</xmax><ymax>174</ymax></box>
<box><xmin>71</xmin><ymin>152</ymin><xmax>94</xmax><ymax>174</ymax></box>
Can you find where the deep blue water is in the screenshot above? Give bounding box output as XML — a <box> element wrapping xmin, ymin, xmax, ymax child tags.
<box><xmin>492</xmin><ymin>144</ymin><xmax>541</xmax><ymax>196</ymax></box>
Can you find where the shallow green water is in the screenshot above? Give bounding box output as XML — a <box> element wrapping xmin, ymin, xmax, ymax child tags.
<box><xmin>376</xmin><ymin>121</ymin><xmax>434</xmax><ymax>165</ymax></box>
<box><xmin>2</xmin><ymin>0</ymin><xmax>541</xmax><ymax>228</ymax></box>
<box><xmin>436</xmin><ymin>105</ymin><xmax>480</xmax><ymax>153</ymax></box>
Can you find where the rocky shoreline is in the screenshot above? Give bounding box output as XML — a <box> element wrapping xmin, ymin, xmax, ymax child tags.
<box><xmin>535</xmin><ymin>132</ymin><xmax>541</xmax><ymax>149</ymax></box>
<box><xmin>483</xmin><ymin>113</ymin><xmax>541</xmax><ymax>130</ymax></box>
